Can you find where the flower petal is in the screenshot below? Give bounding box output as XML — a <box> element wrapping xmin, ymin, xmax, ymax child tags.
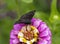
<box><xmin>10</xmin><ymin>30</ymin><xmax>17</xmax><ymax>39</ymax></box>
<box><xmin>47</xmin><ymin>40</ymin><xmax>51</xmax><ymax>44</ymax></box>
<box><xmin>10</xmin><ymin>38</ymin><xmax>19</xmax><ymax>44</ymax></box>
<box><xmin>39</xmin><ymin>27</ymin><xmax>49</xmax><ymax>37</ymax></box>
<box><xmin>10</xmin><ymin>39</ymin><xmax>13</xmax><ymax>44</ymax></box>
<box><xmin>38</xmin><ymin>22</ymin><xmax>47</xmax><ymax>32</ymax></box>
<box><xmin>38</xmin><ymin>39</ymin><xmax>48</xmax><ymax>44</ymax></box>
<box><xmin>32</xmin><ymin>19</ymin><xmax>42</xmax><ymax>28</ymax></box>
<box><xmin>31</xmin><ymin>18</ymin><xmax>37</xmax><ymax>24</ymax></box>
<box><xmin>14</xmin><ymin>24</ymin><xmax>25</xmax><ymax>30</ymax></box>
<box><xmin>41</xmin><ymin>35</ymin><xmax>51</xmax><ymax>41</ymax></box>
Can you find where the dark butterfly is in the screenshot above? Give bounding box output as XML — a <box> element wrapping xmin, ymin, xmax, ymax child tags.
<box><xmin>15</xmin><ymin>10</ymin><xmax>36</xmax><ymax>24</ymax></box>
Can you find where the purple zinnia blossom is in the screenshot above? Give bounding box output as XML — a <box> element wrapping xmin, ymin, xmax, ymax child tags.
<box><xmin>10</xmin><ymin>10</ymin><xmax>52</xmax><ymax>44</ymax></box>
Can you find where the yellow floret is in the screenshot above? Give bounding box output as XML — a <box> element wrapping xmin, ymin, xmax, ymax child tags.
<box><xmin>31</xmin><ymin>26</ymin><xmax>36</xmax><ymax>30</ymax></box>
<box><xmin>23</xmin><ymin>38</ymin><xmax>27</xmax><ymax>43</ymax></box>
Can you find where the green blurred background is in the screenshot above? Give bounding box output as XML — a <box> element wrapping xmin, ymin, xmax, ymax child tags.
<box><xmin>0</xmin><ymin>0</ymin><xmax>60</xmax><ymax>44</ymax></box>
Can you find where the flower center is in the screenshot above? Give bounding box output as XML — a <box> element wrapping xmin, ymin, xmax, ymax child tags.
<box><xmin>18</xmin><ymin>25</ymin><xmax>39</xmax><ymax>44</ymax></box>
<box><xmin>23</xmin><ymin>30</ymin><xmax>34</xmax><ymax>40</ymax></box>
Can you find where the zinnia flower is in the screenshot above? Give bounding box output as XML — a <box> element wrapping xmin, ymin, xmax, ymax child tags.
<box><xmin>10</xmin><ymin>10</ymin><xmax>52</xmax><ymax>44</ymax></box>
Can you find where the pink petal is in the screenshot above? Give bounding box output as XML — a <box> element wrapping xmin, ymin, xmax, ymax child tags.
<box><xmin>14</xmin><ymin>24</ymin><xmax>25</xmax><ymax>30</ymax></box>
<box><xmin>10</xmin><ymin>39</ymin><xmax>19</xmax><ymax>44</ymax></box>
<box><xmin>10</xmin><ymin>30</ymin><xmax>17</xmax><ymax>39</ymax></box>
<box><xmin>41</xmin><ymin>35</ymin><xmax>51</xmax><ymax>41</ymax></box>
<box><xmin>32</xmin><ymin>19</ymin><xmax>42</xmax><ymax>28</ymax></box>
<box><xmin>39</xmin><ymin>28</ymin><xmax>49</xmax><ymax>37</ymax></box>
<box><xmin>47</xmin><ymin>40</ymin><xmax>51</xmax><ymax>44</ymax></box>
<box><xmin>38</xmin><ymin>22</ymin><xmax>47</xmax><ymax>32</ymax></box>
<box><xmin>10</xmin><ymin>39</ymin><xmax>13</xmax><ymax>44</ymax></box>
<box><xmin>38</xmin><ymin>39</ymin><xmax>48</xmax><ymax>44</ymax></box>
<box><xmin>10</xmin><ymin>29</ymin><xmax>19</xmax><ymax>39</ymax></box>
<box><xmin>31</xmin><ymin>18</ymin><xmax>37</xmax><ymax>24</ymax></box>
